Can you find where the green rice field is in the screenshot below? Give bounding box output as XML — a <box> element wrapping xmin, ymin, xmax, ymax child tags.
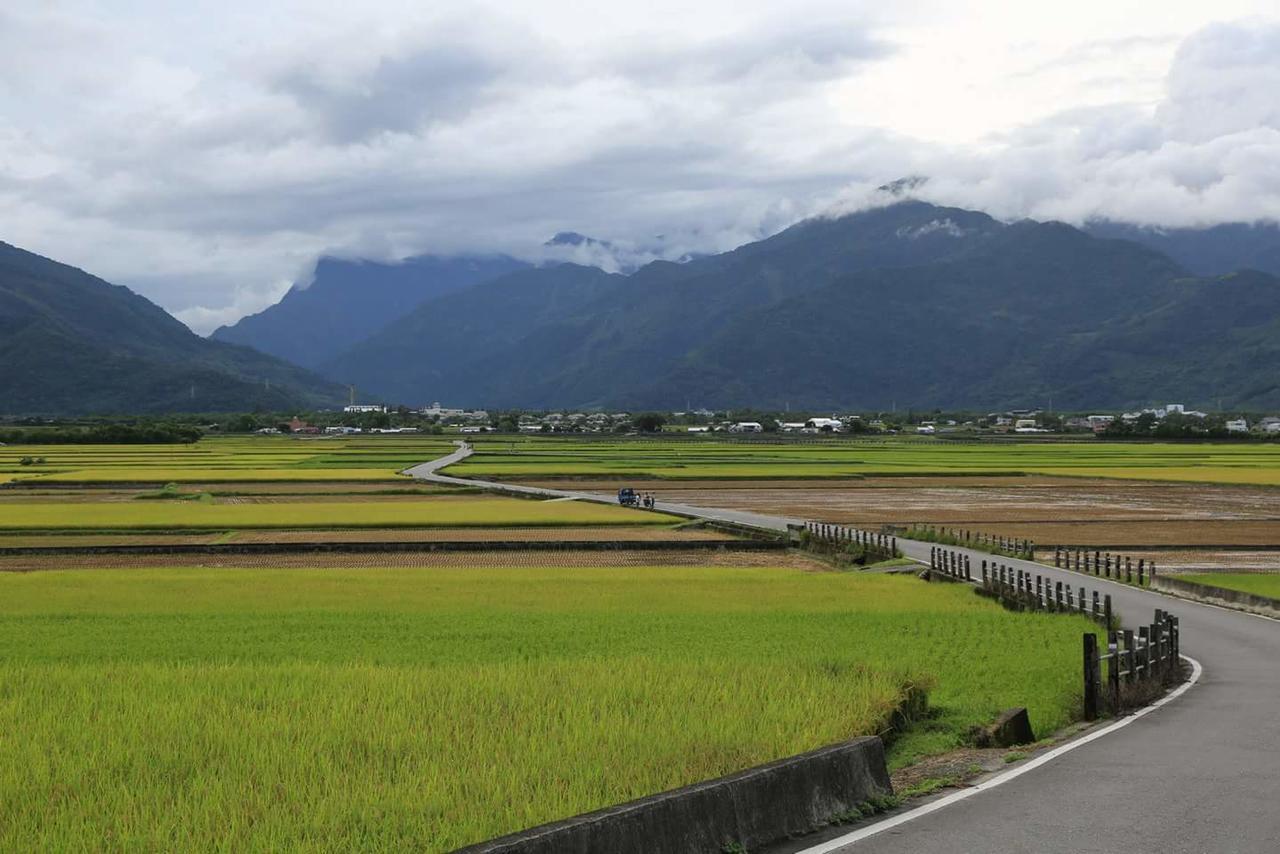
<box><xmin>0</xmin><ymin>565</ymin><xmax>1098</xmax><ymax>851</ymax></box>
<box><xmin>446</xmin><ymin>436</ymin><xmax>1280</xmax><ymax>486</ymax></box>
<box><xmin>0</xmin><ymin>496</ymin><xmax>674</xmax><ymax>531</ymax></box>
<box><xmin>6</xmin><ymin>434</ymin><xmax>1280</xmax><ymax>488</ymax></box>
<box><xmin>0</xmin><ymin>436</ymin><xmax>455</xmax><ymax>484</ymax></box>
<box><xmin>1178</xmin><ymin>573</ymin><xmax>1280</xmax><ymax>599</ymax></box>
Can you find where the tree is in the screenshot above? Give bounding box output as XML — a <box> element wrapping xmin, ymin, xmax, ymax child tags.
<box><xmin>634</xmin><ymin>413</ymin><xmax>666</xmax><ymax>433</ymax></box>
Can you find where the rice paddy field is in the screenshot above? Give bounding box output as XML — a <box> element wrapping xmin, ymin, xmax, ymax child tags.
<box><xmin>0</xmin><ymin>563</ymin><xmax>1099</xmax><ymax>851</ymax></box>
<box><xmin>1177</xmin><ymin>573</ymin><xmax>1280</xmax><ymax>598</ymax></box>
<box><xmin>0</xmin><ymin>495</ymin><xmax>675</xmax><ymax>531</ymax></box>
<box><xmin>450</xmin><ymin>435</ymin><xmax>1280</xmax><ymax>486</ymax></box>
<box><xmin>0</xmin><ymin>436</ymin><xmax>455</xmax><ymax>484</ymax></box>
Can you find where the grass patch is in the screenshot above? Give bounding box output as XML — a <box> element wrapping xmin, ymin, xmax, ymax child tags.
<box><xmin>0</xmin><ymin>565</ymin><xmax>1096</xmax><ymax>851</ymax></box>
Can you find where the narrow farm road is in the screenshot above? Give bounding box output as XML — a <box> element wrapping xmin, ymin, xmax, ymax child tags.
<box><xmin>407</xmin><ymin>445</ymin><xmax>1280</xmax><ymax>853</ymax></box>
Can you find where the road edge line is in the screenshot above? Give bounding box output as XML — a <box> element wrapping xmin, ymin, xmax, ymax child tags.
<box><xmin>795</xmin><ymin>654</ymin><xmax>1204</xmax><ymax>853</ymax></box>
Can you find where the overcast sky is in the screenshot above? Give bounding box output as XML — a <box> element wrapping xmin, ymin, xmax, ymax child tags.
<box><xmin>3</xmin><ymin>1</ymin><xmax>1279</xmax><ymax>333</ymax></box>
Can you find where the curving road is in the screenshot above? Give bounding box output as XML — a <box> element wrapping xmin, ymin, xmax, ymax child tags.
<box><xmin>408</xmin><ymin>444</ymin><xmax>1280</xmax><ymax>853</ymax></box>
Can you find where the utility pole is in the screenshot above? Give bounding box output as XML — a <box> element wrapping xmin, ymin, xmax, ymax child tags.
<box><xmin>349</xmin><ymin>385</ymin><xmax>356</xmax><ymax>406</ymax></box>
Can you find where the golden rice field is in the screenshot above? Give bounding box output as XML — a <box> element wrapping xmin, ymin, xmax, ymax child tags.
<box><xmin>0</xmin><ymin>496</ymin><xmax>674</xmax><ymax>531</ymax></box>
<box><xmin>0</xmin><ymin>565</ymin><xmax>1099</xmax><ymax>851</ymax></box>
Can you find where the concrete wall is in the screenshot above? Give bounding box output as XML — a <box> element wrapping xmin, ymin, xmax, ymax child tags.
<box><xmin>1154</xmin><ymin>575</ymin><xmax>1280</xmax><ymax>619</ymax></box>
<box><xmin>456</xmin><ymin>736</ymin><xmax>892</xmax><ymax>854</ymax></box>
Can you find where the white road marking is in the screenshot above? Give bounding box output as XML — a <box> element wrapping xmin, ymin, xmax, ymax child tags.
<box><xmin>795</xmin><ymin>655</ymin><xmax>1204</xmax><ymax>853</ymax></box>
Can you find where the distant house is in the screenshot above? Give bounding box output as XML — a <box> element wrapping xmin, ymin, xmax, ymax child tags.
<box><xmin>1226</xmin><ymin>418</ymin><xmax>1249</xmax><ymax>434</ymax></box>
<box><xmin>343</xmin><ymin>404</ymin><xmax>386</xmax><ymax>414</ymax></box>
<box><xmin>288</xmin><ymin>417</ymin><xmax>320</xmax><ymax>434</ymax></box>
<box><xmin>805</xmin><ymin>417</ymin><xmax>843</xmax><ymax>432</ymax></box>
<box><xmin>730</xmin><ymin>422</ymin><xmax>764</xmax><ymax>433</ymax></box>
<box><xmin>1260</xmin><ymin>417</ymin><xmax>1280</xmax><ymax>434</ymax></box>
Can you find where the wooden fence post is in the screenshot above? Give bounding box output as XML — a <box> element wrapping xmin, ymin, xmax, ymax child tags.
<box><xmin>1122</xmin><ymin>629</ymin><xmax>1135</xmax><ymax>687</ymax></box>
<box><xmin>1108</xmin><ymin>630</ymin><xmax>1120</xmax><ymax>713</ymax></box>
<box><xmin>1104</xmin><ymin>594</ymin><xmax>1112</xmax><ymax>630</ymax></box>
<box><xmin>1083</xmin><ymin>633</ymin><xmax>1100</xmax><ymax>721</ymax></box>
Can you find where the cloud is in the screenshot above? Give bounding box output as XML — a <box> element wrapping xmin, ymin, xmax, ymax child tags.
<box><xmin>1</xmin><ymin>3</ymin><xmax>1279</xmax><ymax>334</ymax></box>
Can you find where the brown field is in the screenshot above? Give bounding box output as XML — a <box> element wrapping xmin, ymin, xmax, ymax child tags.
<box><xmin>0</xmin><ymin>548</ymin><xmax>820</xmax><ymax>573</ymax></box>
<box><xmin>572</xmin><ymin>476</ymin><xmax>1280</xmax><ymax>573</ymax></box>
<box><xmin>0</xmin><ymin>526</ymin><xmax>734</xmax><ymax>550</ymax></box>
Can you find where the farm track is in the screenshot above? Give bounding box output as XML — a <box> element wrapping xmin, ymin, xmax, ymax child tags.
<box><xmin>412</xmin><ymin>444</ymin><xmax>1280</xmax><ymax>853</ymax></box>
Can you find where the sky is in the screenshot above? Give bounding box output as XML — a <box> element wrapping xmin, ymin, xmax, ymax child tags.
<box><xmin>2</xmin><ymin>0</ymin><xmax>1279</xmax><ymax>333</ymax></box>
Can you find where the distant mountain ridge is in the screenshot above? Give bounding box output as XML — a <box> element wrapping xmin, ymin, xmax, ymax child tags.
<box><xmin>212</xmin><ymin>253</ymin><xmax>530</xmax><ymax>369</ymax></box>
<box><xmin>317</xmin><ymin>201</ymin><xmax>1280</xmax><ymax>410</ymax></box>
<box><xmin>1084</xmin><ymin>220</ymin><xmax>1280</xmax><ymax>278</ymax></box>
<box><xmin>0</xmin><ymin>242</ymin><xmax>344</xmax><ymax>414</ymax></box>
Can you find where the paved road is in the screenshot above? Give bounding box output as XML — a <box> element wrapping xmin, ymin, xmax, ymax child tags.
<box><xmin>408</xmin><ymin>445</ymin><xmax>1280</xmax><ymax>853</ymax></box>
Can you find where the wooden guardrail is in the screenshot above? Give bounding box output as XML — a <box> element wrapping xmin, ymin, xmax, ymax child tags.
<box><xmin>1052</xmin><ymin>547</ymin><xmax>1154</xmax><ymax>587</ymax></box>
<box><xmin>1084</xmin><ymin>610</ymin><xmax>1180</xmax><ymax>720</ymax></box>
<box><xmin>905</xmin><ymin>524</ymin><xmax>1034</xmax><ymax>559</ymax></box>
<box><xmin>798</xmin><ymin>522</ymin><xmax>898</xmax><ymax>562</ymax></box>
<box><xmin>928</xmin><ymin>546</ymin><xmax>1182</xmax><ymax>720</ymax></box>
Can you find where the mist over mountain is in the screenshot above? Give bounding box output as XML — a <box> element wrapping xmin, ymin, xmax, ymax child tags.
<box><xmin>0</xmin><ymin>242</ymin><xmax>344</xmax><ymax>415</ymax></box>
<box><xmin>212</xmin><ymin>254</ymin><xmax>530</xmax><ymax>369</ymax></box>
<box><xmin>1084</xmin><ymin>220</ymin><xmax>1280</xmax><ymax>279</ymax></box>
<box><xmin>315</xmin><ymin>201</ymin><xmax>1280</xmax><ymax>411</ymax></box>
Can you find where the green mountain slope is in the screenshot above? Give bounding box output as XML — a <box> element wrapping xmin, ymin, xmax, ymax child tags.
<box><xmin>0</xmin><ymin>242</ymin><xmax>344</xmax><ymax>414</ymax></box>
<box><xmin>321</xmin><ymin>201</ymin><xmax>1280</xmax><ymax>410</ymax></box>
<box><xmin>212</xmin><ymin>254</ymin><xmax>529</xmax><ymax>369</ymax></box>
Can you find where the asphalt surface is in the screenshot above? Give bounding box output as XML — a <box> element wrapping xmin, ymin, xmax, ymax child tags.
<box><xmin>408</xmin><ymin>445</ymin><xmax>1280</xmax><ymax>853</ymax></box>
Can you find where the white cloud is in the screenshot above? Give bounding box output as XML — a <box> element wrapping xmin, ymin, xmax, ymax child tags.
<box><xmin>1</xmin><ymin>2</ymin><xmax>1278</xmax><ymax>333</ymax></box>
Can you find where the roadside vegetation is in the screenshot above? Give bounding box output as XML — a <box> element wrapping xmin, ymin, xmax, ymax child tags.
<box><xmin>0</xmin><ymin>565</ymin><xmax>1098</xmax><ymax>851</ymax></box>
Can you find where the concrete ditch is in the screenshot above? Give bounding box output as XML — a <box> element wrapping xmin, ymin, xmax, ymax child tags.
<box><xmin>1153</xmin><ymin>575</ymin><xmax>1280</xmax><ymax>619</ymax></box>
<box><xmin>455</xmin><ymin>736</ymin><xmax>892</xmax><ymax>854</ymax></box>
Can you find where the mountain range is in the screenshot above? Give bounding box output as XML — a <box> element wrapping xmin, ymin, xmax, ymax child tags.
<box><xmin>4</xmin><ymin>199</ymin><xmax>1280</xmax><ymax>414</ymax></box>
<box><xmin>319</xmin><ymin>202</ymin><xmax>1280</xmax><ymax>410</ymax></box>
<box><xmin>0</xmin><ymin>242</ymin><xmax>343</xmax><ymax>414</ymax></box>
<box><xmin>211</xmin><ymin>254</ymin><xmax>530</xmax><ymax>369</ymax></box>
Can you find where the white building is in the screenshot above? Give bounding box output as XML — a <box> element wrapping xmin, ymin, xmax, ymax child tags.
<box><xmin>344</xmin><ymin>404</ymin><xmax>386</xmax><ymax>414</ymax></box>
<box><xmin>730</xmin><ymin>421</ymin><xmax>764</xmax><ymax>433</ymax></box>
<box><xmin>805</xmin><ymin>417</ymin><xmax>843</xmax><ymax>432</ymax></box>
<box><xmin>1226</xmin><ymin>418</ymin><xmax>1249</xmax><ymax>433</ymax></box>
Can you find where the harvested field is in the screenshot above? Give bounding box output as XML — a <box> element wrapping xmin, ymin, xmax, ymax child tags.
<box><xmin>633</xmin><ymin>480</ymin><xmax>1280</xmax><ymax>525</ymax></box>
<box><xmin>0</xmin><ymin>526</ymin><xmax>737</xmax><ymax>551</ymax></box>
<box><xmin>1123</xmin><ymin>551</ymin><xmax>1280</xmax><ymax>573</ymax></box>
